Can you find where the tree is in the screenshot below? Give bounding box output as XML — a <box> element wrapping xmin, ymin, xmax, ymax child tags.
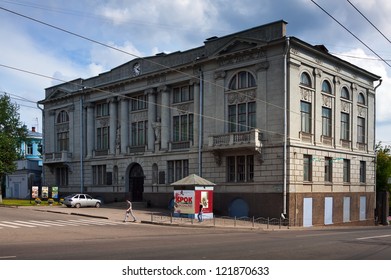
<box><xmin>0</xmin><ymin>94</ymin><xmax>28</xmax><ymax>203</ymax></box>
<box><xmin>375</xmin><ymin>142</ymin><xmax>391</xmax><ymax>193</ymax></box>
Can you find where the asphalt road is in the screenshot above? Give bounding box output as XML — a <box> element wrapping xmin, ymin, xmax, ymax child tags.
<box><xmin>1</xmin><ymin>206</ymin><xmax>391</xmax><ymax>260</ymax></box>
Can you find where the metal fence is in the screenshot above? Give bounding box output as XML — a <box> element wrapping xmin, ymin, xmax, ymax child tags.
<box><xmin>148</xmin><ymin>212</ymin><xmax>292</xmax><ymax>230</ymax></box>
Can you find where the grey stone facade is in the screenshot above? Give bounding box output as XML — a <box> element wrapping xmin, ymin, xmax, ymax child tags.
<box><xmin>39</xmin><ymin>20</ymin><xmax>381</xmax><ymax>226</ymax></box>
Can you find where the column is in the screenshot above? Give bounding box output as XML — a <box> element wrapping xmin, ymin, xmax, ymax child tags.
<box><xmin>146</xmin><ymin>88</ymin><xmax>157</xmax><ymax>151</ymax></box>
<box><xmin>120</xmin><ymin>97</ymin><xmax>129</xmax><ymax>154</ymax></box>
<box><xmin>86</xmin><ymin>103</ymin><xmax>95</xmax><ymax>158</ymax></box>
<box><xmin>109</xmin><ymin>97</ymin><xmax>117</xmax><ymax>155</ymax></box>
<box><xmin>159</xmin><ymin>85</ymin><xmax>170</xmax><ymax>150</ymax></box>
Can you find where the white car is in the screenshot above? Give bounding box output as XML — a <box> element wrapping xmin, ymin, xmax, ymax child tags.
<box><xmin>63</xmin><ymin>194</ymin><xmax>102</xmax><ymax>208</ymax></box>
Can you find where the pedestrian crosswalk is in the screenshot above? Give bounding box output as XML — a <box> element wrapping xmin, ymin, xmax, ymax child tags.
<box><xmin>0</xmin><ymin>219</ymin><xmax>126</xmax><ymax>229</ymax></box>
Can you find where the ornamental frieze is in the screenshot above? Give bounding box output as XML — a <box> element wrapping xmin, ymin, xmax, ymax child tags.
<box><xmin>341</xmin><ymin>100</ymin><xmax>350</xmax><ymax>113</ymax></box>
<box><xmin>175</xmin><ymin>103</ymin><xmax>190</xmax><ymax>114</ymax></box>
<box><xmin>227</xmin><ymin>89</ymin><xmax>256</xmax><ymax>105</ymax></box>
<box><xmin>300</xmin><ymin>87</ymin><xmax>312</xmax><ymax>102</ymax></box>
<box><xmin>358</xmin><ymin>106</ymin><xmax>367</xmax><ymax>117</ymax></box>
<box><xmin>218</xmin><ymin>51</ymin><xmax>266</xmax><ymax>67</ymax></box>
<box><xmin>322</xmin><ymin>95</ymin><xmax>332</xmax><ymax>108</ymax></box>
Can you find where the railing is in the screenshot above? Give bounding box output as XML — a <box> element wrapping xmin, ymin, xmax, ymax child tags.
<box><xmin>148</xmin><ymin>212</ymin><xmax>291</xmax><ymax>229</ymax></box>
<box><xmin>208</xmin><ymin>129</ymin><xmax>262</xmax><ymax>149</ymax></box>
<box><xmin>44</xmin><ymin>151</ymin><xmax>72</xmax><ymax>163</ymax></box>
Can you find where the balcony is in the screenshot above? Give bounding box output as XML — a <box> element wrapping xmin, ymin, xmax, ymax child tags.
<box><xmin>44</xmin><ymin>151</ymin><xmax>72</xmax><ymax>164</ymax></box>
<box><xmin>208</xmin><ymin>129</ymin><xmax>263</xmax><ymax>164</ymax></box>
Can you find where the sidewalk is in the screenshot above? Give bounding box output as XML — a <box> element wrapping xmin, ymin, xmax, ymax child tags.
<box><xmin>21</xmin><ymin>202</ymin><xmax>292</xmax><ymax>231</ymax></box>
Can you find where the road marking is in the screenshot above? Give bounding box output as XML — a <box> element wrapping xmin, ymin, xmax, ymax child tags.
<box><xmin>356</xmin><ymin>234</ymin><xmax>391</xmax><ymax>240</ymax></box>
<box><xmin>0</xmin><ymin>256</ymin><xmax>16</xmax><ymax>259</ymax></box>
<box><xmin>0</xmin><ymin>221</ymin><xmax>36</xmax><ymax>228</ymax></box>
<box><xmin>0</xmin><ymin>222</ymin><xmax>21</xmax><ymax>228</ymax></box>
<box><xmin>0</xmin><ymin>219</ymin><xmax>124</xmax><ymax>230</ymax></box>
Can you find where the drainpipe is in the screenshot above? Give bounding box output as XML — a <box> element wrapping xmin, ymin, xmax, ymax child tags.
<box><xmin>80</xmin><ymin>92</ymin><xmax>84</xmax><ymax>194</ymax></box>
<box><xmin>373</xmin><ymin>78</ymin><xmax>382</xmax><ymax>221</ymax></box>
<box><xmin>283</xmin><ymin>37</ymin><xmax>290</xmax><ymax>217</ymax></box>
<box><xmin>198</xmin><ymin>69</ymin><xmax>204</xmax><ymax>177</ymax></box>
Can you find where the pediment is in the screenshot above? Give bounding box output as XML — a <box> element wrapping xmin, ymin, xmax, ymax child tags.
<box><xmin>46</xmin><ymin>88</ymin><xmax>72</xmax><ymax>100</ymax></box>
<box><xmin>212</xmin><ymin>37</ymin><xmax>267</xmax><ymax>57</ymax></box>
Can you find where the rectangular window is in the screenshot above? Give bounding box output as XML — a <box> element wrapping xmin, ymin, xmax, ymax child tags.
<box><xmin>303</xmin><ymin>155</ymin><xmax>312</xmax><ymax>181</ymax></box>
<box><xmin>343</xmin><ymin>159</ymin><xmax>350</xmax><ymax>183</ymax></box>
<box><xmin>228</xmin><ymin>102</ymin><xmax>256</xmax><ymax>133</ymax></box>
<box><xmin>57</xmin><ymin>131</ymin><xmax>69</xmax><ymax>152</ymax></box>
<box><xmin>96</xmin><ymin>127</ymin><xmax>109</xmax><ymax>150</ymax></box>
<box><xmin>56</xmin><ymin>167</ymin><xmax>68</xmax><ymax>186</ymax></box>
<box><xmin>131</xmin><ymin>95</ymin><xmax>148</xmax><ymax>111</ymax></box>
<box><xmin>173</xmin><ymin>114</ymin><xmax>193</xmax><ymax>142</ymax></box>
<box><xmin>357</xmin><ymin>117</ymin><xmax>365</xmax><ymax>143</ymax></box>
<box><xmin>93</xmin><ymin>165</ymin><xmax>107</xmax><ymax>185</ymax></box>
<box><xmin>131</xmin><ymin>121</ymin><xmax>148</xmax><ymax>146</ymax></box>
<box><xmin>173</xmin><ymin>85</ymin><xmax>194</xmax><ymax>103</ymax></box>
<box><xmin>324</xmin><ymin>157</ymin><xmax>332</xmax><ymax>182</ymax></box>
<box><xmin>322</xmin><ymin>107</ymin><xmax>332</xmax><ymax>137</ymax></box>
<box><xmin>167</xmin><ymin>160</ymin><xmax>189</xmax><ymax>184</ymax></box>
<box><xmin>227</xmin><ymin>155</ymin><xmax>254</xmax><ymax>182</ymax></box>
<box><xmin>341</xmin><ymin>112</ymin><xmax>350</xmax><ymax>141</ymax></box>
<box><xmin>360</xmin><ymin>161</ymin><xmax>366</xmax><ymax>183</ymax></box>
<box><xmin>301</xmin><ymin>101</ymin><xmax>311</xmax><ymax>133</ymax></box>
<box><xmin>96</xmin><ymin>103</ymin><xmax>109</xmax><ymax>117</ymax></box>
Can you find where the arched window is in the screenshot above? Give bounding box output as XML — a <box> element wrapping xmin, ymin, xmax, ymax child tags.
<box><xmin>322</xmin><ymin>80</ymin><xmax>332</xmax><ymax>94</ymax></box>
<box><xmin>228</xmin><ymin>71</ymin><xmax>256</xmax><ymax>90</ymax></box>
<box><xmin>341</xmin><ymin>87</ymin><xmax>350</xmax><ymax>100</ymax></box>
<box><xmin>57</xmin><ymin>110</ymin><xmax>69</xmax><ymax>123</ymax></box>
<box><xmin>358</xmin><ymin>92</ymin><xmax>366</xmax><ymax>105</ymax></box>
<box><xmin>300</xmin><ymin>72</ymin><xmax>312</xmax><ymax>87</ymax></box>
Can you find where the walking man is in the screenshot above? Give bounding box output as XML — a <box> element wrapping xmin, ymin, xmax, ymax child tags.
<box><xmin>124</xmin><ymin>200</ymin><xmax>137</xmax><ymax>222</ymax></box>
<box><xmin>197</xmin><ymin>203</ymin><xmax>203</xmax><ymax>222</ymax></box>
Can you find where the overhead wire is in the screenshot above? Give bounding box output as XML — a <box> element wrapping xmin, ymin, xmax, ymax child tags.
<box><xmin>0</xmin><ymin>3</ymin><xmax>387</xmax><ymax>141</ymax></box>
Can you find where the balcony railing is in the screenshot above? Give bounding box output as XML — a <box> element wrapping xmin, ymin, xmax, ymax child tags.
<box><xmin>208</xmin><ymin>129</ymin><xmax>262</xmax><ymax>151</ymax></box>
<box><xmin>44</xmin><ymin>151</ymin><xmax>72</xmax><ymax>163</ymax></box>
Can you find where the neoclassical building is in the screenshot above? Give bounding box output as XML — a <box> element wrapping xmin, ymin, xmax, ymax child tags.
<box><xmin>40</xmin><ymin>21</ymin><xmax>381</xmax><ymax>226</ymax></box>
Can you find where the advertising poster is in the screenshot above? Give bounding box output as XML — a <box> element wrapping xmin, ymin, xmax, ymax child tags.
<box><xmin>32</xmin><ymin>186</ymin><xmax>39</xmax><ymax>199</ymax></box>
<box><xmin>42</xmin><ymin>186</ymin><xmax>49</xmax><ymax>199</ymax></box>
<box><xmin>195</xmin><ymin>186</ymin><xmax>214</xmax><ymax>219</ymax></box>
<box><xmin>52</xmin><ymin>186</ymin><xmax>58</xmax><ymax>199</ymax></box>
<box><xmin>173</xmin><ymin>190</ymin><xmax>195</xmax><ymax>215</ymax></box>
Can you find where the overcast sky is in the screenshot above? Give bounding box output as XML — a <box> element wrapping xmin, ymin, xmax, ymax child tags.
<box><xmin>0</xmin><ymin>0</ymin><xmax>390</xmax><ymax>144</ymax></box>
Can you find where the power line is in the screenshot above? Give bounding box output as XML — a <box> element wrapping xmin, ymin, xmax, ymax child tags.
<box><xmin>310</xmin><ymin>0</ymin><xmax>391</xmax><ymax>68</ymax></box>
<box><xmin>347</xmin><ymin>0</ymin><xmax>391</xmax><ymax>45</ymax></box>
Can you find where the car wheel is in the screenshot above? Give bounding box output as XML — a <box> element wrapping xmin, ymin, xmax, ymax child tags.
<box><xmin>75</xmin><ymin>203</ymin><xmax>81</xmax><ymax>208</ymax></box>
<box><xmin>95</xmin><ymin>202</ymin><xmax>101</xmax><ymax>208</ymax></box>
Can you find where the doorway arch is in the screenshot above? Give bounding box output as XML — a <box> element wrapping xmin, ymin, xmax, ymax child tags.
<box><xmin>128</xmin><ymin>163</ymin><xmax>144</xmax><ymax>202</ymax></box>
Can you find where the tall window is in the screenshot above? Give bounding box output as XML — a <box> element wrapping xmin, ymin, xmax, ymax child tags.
<box><xmin>301</xmin><ymin>101</ymin><xmax>311</xmax><ymax>133</ymax></box>
<box><xmin>173</xmin><ymin>114</ymin><xmax>193</xmax><ymax>142</ymax></box>
<box><xmin>57</xmin><ymin>131</ymin><xmax>69</xmax><ymax>151</ymax></box>
<box><xmin>96</xmin><ymin>103</ymin><xmax>109</xmax><ymax>117</ymax></box>
<box><xmin>322</xmin><ymin>107</ymin><xmax>332</xmax><ymax>137</ymax></box>
<box><xmin>167</xmin><ymin>160</ymin><xmax>189</xmax><ymax>184</ymax></box>
<box><xmin>131</xmin><ymin>94</ymin><xmax>148</xmax><ymax>111</ymax></box>
<box><xmin>341</xmin><ymin>112</ymin><xmax>350</xmax><ymax>140</ymax></box>
<box><xmin>173</xmin><ymin>85</ymin><xmax>194</xmax><ymax>103</ymax></box>
<box><xmin>56</xmin><ymin>110</ymin><xmax>69</xmax><ymax>152</ymax></box>
<box><xmin>303</xmin><ymin>155</ymin><xmax>312</xmax><ymax>181</ymax></box>
<box><xmin>56</xmin><ymin>166</ymin><xmax>68</xmax><ymax>186</ymax></box>
<box><xmin>357</xmin><ymin>117</ymin><xmax>365</xmax><ymax>143</ymax></box>
<box><xmin>324</xmin><ymin>157</ymin><xmax>332</xmax><ymax>182</ymax></box>
<box><xmin>228</xmin><ymin>71</ymin><xmax>256</xmax><ymax>90</ymax></box>
<box><xmin>227</xmin><ymin>155</ymin><xmax>254</xmax><ymax>182</ymax></box>
<box><xmin>343</xmin><ymin>159</ymin><xmax>350</xmax><ymax>183</ymax></box>
<box><xmin>360</xmin><ymin>161</ymin><xmax>366</xmax><ymax>183</ymax></box>
<box><xmin>131</xmin><ymin>121</ymin><xmax>148</xmax><ymax>146</ymax></box>
<box><xmin>93</xmin><ymin>165</ymin><xmax>107</xmax><ymax>185</ymax></box>
<box><xmin>228</xmin><ymin>102</ymin><xmax>256</xmax><ymax>132</ymax></box>
<box><xmin>97</xmin><ymin>126</ymin><xmax>109</xmax><ymax>150</ymax></box>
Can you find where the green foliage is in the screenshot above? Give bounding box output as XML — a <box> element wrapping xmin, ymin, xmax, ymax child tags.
<box><xmin>0</xmin><ymin>94</ymin><xmax>28</xmax><ymax>196</ymax></box>
<box><xmin>376</xmin><ymin>142</ymin><xmax>391</xmax><ymax>192</ymax></box>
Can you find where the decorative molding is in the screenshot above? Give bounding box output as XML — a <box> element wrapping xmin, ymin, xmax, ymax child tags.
<box><xmin>315</xmin><ymin>68</ymin><xmax>322</xmax><ymax>77</ymax></box>
<box><xmin>357</xmin><ymin>106</ymin><xmax>367</xmax><ymax>117</ymax></box>
<box><xmin>256</xmin><ymin>61</ymin><xmax>269</xmax><ymax>72</ymax></box>
<box><xmin>227</xmin><ymin>89</ymin><xmax>256</xmax><ymax>105</ymax></box>
<box><xmin>322</xmin><ymin>95</ymin><xmax>332</xmax><ymax>108</ymax></box>
<box><xmin>300</xmin><ymin>87</ymin><xmax>312</xmax><ymax>102</ymax></box>
<box><xmin>176</xmin><ymin>103</ymin><xmax>190</xmax><ymax>114</ymax></box>
<box><xmin>214</xmin><ymin>70</ymin><xmax>226</xmax><ymax>80</ymax></box>
<box><xmin>131</xmin><ymin>111</ymin><xmax>148</xmax><ymax>122</ymax></box>
<box><xmin>341</xmin><ymin>100</ymin><xmax>350</xmax><ymax>113</ymax></box>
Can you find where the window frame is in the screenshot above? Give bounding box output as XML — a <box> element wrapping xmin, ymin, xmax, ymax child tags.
<box><xmin>301</xmin><ymin>101</ymin><xmax>312</xmax><ymax>134</ymax></box>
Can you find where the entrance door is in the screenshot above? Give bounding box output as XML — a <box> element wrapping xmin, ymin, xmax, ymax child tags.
<box><xmin>129</xmin><ymin>164</ymin><xmax>144</xmax><ymax>202</ymax></box>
